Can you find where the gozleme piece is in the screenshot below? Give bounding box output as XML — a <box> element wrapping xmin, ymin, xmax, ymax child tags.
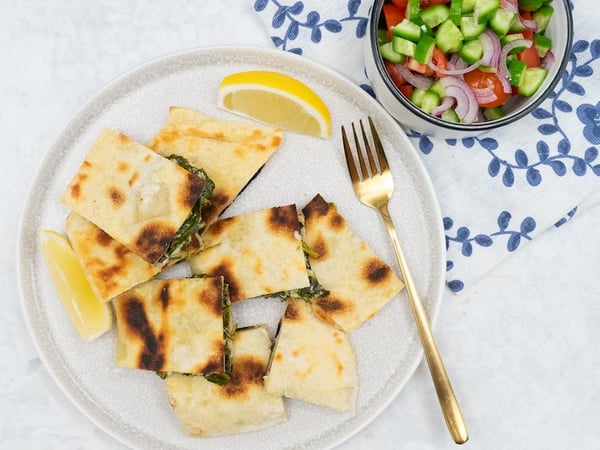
<box><xmin>61</xmin><ymin>128</ymin><xmax>211</xmax><ymax>265</ymax></box>
<box><xmin>188</xmin><ymin>204</ymin><xmax>310</xmax><ymax>302</ymax></box>
<box><xmin>113</xmin><ymin>277</ymin><xmax>232</xmax><ymax>376</ymax></box>
<box><xmin>65</xmin><ymin>213</ymin><xmax>161</xmax><ymax>303</ymax></box>
<box><xmin>264</xmin><ymin>299</ymin><xmax>358</xmax><ymax>412</ymax></box>
<box><xmin>302</xmin><ymin>194</ymin><xmax>404</xmax><ymax>332</ymax></box>
<box><xmin>148</xmin><ymin>106</ymin><xmax>283</xmax><ymax>225</ymax></box>
<box><xmin>165</xmin><ymin>325</ymin><xmax>286</xmax><ymax>437</ymax></box>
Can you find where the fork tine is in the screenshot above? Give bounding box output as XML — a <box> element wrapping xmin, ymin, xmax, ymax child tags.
<box><xmin>359</xmin><ymin>119</ymin><xmax>379</xmax><ymax>176</ymax></box>
<box><xmin>368</xmin><ymin>116</ymin><xmax>390</xmax><ymax>172</ymax></box>
<box><xmin>341</xmin><ymin>125</ymin><xmax>360</xmax><ymax>183</ymax></box>
<box><xmin>351</xmin><ymin>122</ymin><xmax>369</xmax><ymax>180</ymax></box>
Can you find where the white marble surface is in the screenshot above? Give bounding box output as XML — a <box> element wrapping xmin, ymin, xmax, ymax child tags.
<box><xmin>2</xmin><ymin>1</ymin><xmax>599</xmax><ymax>449</ymax></box>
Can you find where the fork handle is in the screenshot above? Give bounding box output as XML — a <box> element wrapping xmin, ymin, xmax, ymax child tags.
<box><xmin>379</xmin><ymin>204</ymin><xmax>468</xmax><ymax>445</ymax></box>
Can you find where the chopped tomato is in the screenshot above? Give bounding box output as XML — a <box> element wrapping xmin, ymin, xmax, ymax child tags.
<box><xmin>382</xmin><ymin>3</ymin><xmax>405</xmax><ymax>40</ymax></box>
<box><xmin>405</xmin><ymin>57</ymin><xmax>429</xmax><ymax>74</ymax></box>
<box><xmin>398</xmin><ymin>83</ymin><xmax>414</xmax><ymax>98</ymax></box>
<box><xmin>431</xmin><ymin>47</ymin><xmax>447</xmax><ymax>78</ymax></box>
<box><xmin>384</xmin><ymin>60</ymin><xmax>407</xmax><ymax>87</ymax></box>
<box><xmin>391</xmin><ymin>0</ymin><xmax>408</xmax><ymax>9</ymax></box>
<box><xmin>518</xmin><ymin>28</ymin><xmax>541</xmax><ymax>67</ymax></box>
<box><xmin>463</xmin><ymin>69</ymin><xmax>510</xmax><ymax>107</ymax></box>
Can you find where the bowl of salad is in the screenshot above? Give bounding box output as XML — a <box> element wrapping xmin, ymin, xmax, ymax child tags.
<box><xmin>365</xmin><ymin>0</ymin><xmax>573</xmax><ymax>137</ymax></box>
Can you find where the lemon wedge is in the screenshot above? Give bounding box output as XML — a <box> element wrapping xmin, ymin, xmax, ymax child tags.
<box><xmin>218</xmin><ymin>70</ymin><xmax>332</xmax><ymax>138</ymax></box>
<box><xmin>39</xmin><ymin>229</ymin><xmax>112</xmax><ymax>341</ymax></box>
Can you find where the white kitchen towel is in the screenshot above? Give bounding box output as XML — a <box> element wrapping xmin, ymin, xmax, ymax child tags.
<box><xmin>253</xmin><ymin>0</ymin><xmax>600</xmax><ymax>293</ymax></box>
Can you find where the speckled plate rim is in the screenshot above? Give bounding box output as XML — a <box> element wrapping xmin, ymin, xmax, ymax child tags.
<box><xmin>17</xmin><ymin>46</ymin><xmax>446</xmax><ymax>450</ymax></box>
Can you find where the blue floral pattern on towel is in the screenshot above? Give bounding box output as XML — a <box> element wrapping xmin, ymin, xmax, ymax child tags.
<box><xmin>254</xmin><ymin>0</ymin><xmax>600</xmax><ymax>294</ymax></box>
<box><xmin>253</xmin><ymin>0</ymin><xmax>369</xmax><ymax>55</ymax></box>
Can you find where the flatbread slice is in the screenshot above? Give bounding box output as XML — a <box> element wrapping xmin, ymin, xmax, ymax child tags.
<box><xmin>65</xmin><ymin>212</ymin><xmax>161</xmax><ymax>302</ymax></box>
<box><xmin>302</xmin><ymin>194</ymin><xmax>404</xmax><ymax>331</ymax></box>
<box><xmin>147</xmin><ymin>106</ymin><xmax>283</xmax><ymax>225</ymax></box>
<box><xmin>264</xmin><ymin>300</ymin><xmax>357</xmax><ymax>412</ymax></box>
<box><xmin>61</xmin><ymin>128</ymin><xmax>210</xmax><ymax>264</ymax></box>
<box><xmin>188</xmin><ymin>204</ymin><xmax>310</xmax><ymax>302</ymax></box>
<box><xmin>165</xmin><ymin>325</ymin><xmax>286</xmax><ymax>437</ymax></box>
<box><xmin>113</xmin><ymin>277</ymin><xmax>232</xmax><ymax>376</ymax></box>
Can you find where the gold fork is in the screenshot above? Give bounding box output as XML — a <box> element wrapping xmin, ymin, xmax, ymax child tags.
<box><xmin>341</xmin><ymin>117</ymin><xmax>468</xmax><ymax>445</ymax></box>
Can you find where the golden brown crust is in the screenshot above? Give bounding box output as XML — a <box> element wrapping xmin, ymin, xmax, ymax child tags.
<box><xmin>61</xmin><ymin>128</ymin><xmax>207</xmax><ymax>264</ymax></box>
<box><xmin>147</xmin><ymin>107</ymin><xmax>283</xmax><ymax>226</ymax></box>
<box><xmin>65</xmin><ymin>213</ymin><xmax>161</xmax><ymax>302</ymax></box>
<box><xmin>114</xmin><ymin>277</ymin><xmax>226</xmax><ymax>374</ymax></box>
<box><xmin>301</xmin><ymin>194</ymin><xmax>404</xmax><ymax>332</ymax></box>
<box><xmin>189</xmin><ymin>205</ymin><xmax>309</xmax><ymax>303</ymax></box>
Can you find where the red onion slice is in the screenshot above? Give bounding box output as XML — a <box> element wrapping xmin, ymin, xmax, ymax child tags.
<box><xmin>500</xmin><ymin>0</ymin><xmax>518</xmax><ymax>13</ymax></box>
<box><xmin>542</xmin><ymin>50</ymin><xmax>556</xmax><ymax>69</ymax></box>
<box><xmin>480</xmin><ymin>29</ymin><xmax>502</xmax><ymax>69</ymax></box>
<box><xmin>441</xmin><ymin>76</ymin><xmax>479</xmax><ymax>123</ymax></box>
<box><xmin>427</xmin><ymin>59</ymin><xmax>482</xmax><ymax>76</ymax></box>
<box><xmin>501</xmin><ymin>0</ymin><xmax>536</xmax><ymax>31</ymax></box>
<box><xmin>472</xmin><ymin>86</ymin><xmax>498</xmax><ymax>104</ymax></box>
<box><xmin>499</xmin><ymin>39</ymin><xmax>533</xmax><ymax>93</ymax></box>
<box><xmin>394</xmin><ymin>63</ymin><xmax>433</xmax><ymax>90</ymax></box>
<box><xmin>430</xmin><ymin>96</ymin><xmax>455</xmax><ymax>116</ymax></box>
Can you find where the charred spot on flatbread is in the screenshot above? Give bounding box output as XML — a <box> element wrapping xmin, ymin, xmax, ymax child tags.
<box><xmin>180</xmin><ymin>171</ymin><xmax>207</xmax><ymax>210</ymax></box>
<box><xmin>363</xmin><ymin>257</ymin><xmax>394</xmax><ymax>285</ymax></box>
<box><xmin>66</xmin><ymin>213</ymin><xmax>162</xmax><ymax>302</ymax></box>
<box><xmin>159</xmin><ymin>282</ymin><xmax>171</xmax><ymax>310</ymax></box>
<box><xmin>315</xmin><ymin>296</ymin><xmax>352</xmax><ymax>315</ymax></box>
<box><xmin>311</xmin><ymin>235</ymin><xmax>328</xmax><ymax>259</ymax></box>
<box><xmin>268</xmin><ymin>204</ymin><xmax>300</xmax><ymax>235</ymax></box>
<box><xmin>202</xmin><ymin>277</ymin><xmax>225</xmax><ymax>317</ymax></box>
<box><xmin>134</xmin><ymin>221</ymin><xmax>176</xmax><ymax>263</ymax></box>
<box><xmin>224</xmin><ymin>356</ymin><xmax>267</xmax><ymax>398</ymax></box>
<box><xmin>209</xmin><ymin>261</ymin><xmax>243</xmax><ymax>303</ymax></box>
<box><xmin>201</xmin><ymin>190</ymin><xmax>231</xmax><ymax>222</ymax></box>
<box><xmin>120</xmin><ymin>296</ymin><xmax>166</xmax><ymax>371</ymax></box>
<box><xmin>283</xmin><ymin>301</ymin><xmax>301</xmax><ymax>321</ymax></box>
<box><xmin>108</xmin><ymin>187</ymin><xmax>125</xmax><ymax>208</ymax></box>
<box><xmin>301</xmin><ymin>193</ymin><xmax>330</xmax><ymax>221</ymax></box>
<box><xmin>195</xmin><ymin>345</ymin><xmax>225</xmax><ymax>375</ymax></box>
<box><xmin>95</xmin><ymin>228</ymin><xmax>113</xmax><ymax>247</ymax></box>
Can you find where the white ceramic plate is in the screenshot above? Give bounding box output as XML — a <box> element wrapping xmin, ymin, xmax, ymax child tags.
<box><xmin>17</xmin><ymin>46</ymin><xmax>445</xmax><ymax>449</ymax></box>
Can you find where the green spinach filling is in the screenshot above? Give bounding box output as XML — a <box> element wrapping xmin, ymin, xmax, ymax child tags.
<box><xmin>157</xmin><ymin>155</ymin><xmax>215</xmax><ymax>266</ymax></box>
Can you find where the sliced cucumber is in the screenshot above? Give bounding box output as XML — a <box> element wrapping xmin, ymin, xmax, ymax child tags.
<box><xmin>392</xmin><ymin>18</ymin><xmax>422</xmax><ymax>42</ymax></box>
<box><xmin>414</xmin><ymin>34</ymin><xmax>437</xmax><ymax>64</ymax></box>
<box><xmin>460</xmin><ymin>15</ymin><xmax>487</xmax><ymax>40</ymax></box>
<box><xmin>380</xmin><ymin>42</ymin><xmax>405</xmax><ymax>63</ymax></box>
<box><xmin>483</xmin><ymin>106</ymin><xmax>505</xmax><ymax>120</ymax></box>
<box><xmin>474</xmin><ymin>0</ymin><xmax>500</xmax><ymax>24</ymax></box>
<box><xmin>392</xmin><ymin>36</ymin><xmax>417</xmax><ymax>57</ymax></box>
<box><xmin>420</xmin><ymin>90</ymin><xmax>441</xmax><ymax>114</ymax></box>
<box><xmin>441</xmin><ymin>108</ymin><xmax>460</xmax><ymax>122</ymax></box>
<box><xmin>421</xmin><ymin>4</ymin><xmax>451</xmax><ymax>29</ymax></box>
<box><xmin>489</xmin><ymin>8</ymin><xmax>516</xmax><ymax>36</ymax></box>
<box><xmin>436</xmin><ymin>19</ymin><xmax>464</xmax><ymax>53</ymax></box>
<box><xmin>518</xmin><ymin>67</ymin><xmax>548</xmax><ymax>96</ymax></box>
<box><xmin>534</xmin><ymin>33</ymin><xmax>552</xmax><ymax>58</ymax></box>
<box><xmin>460</xmin><ymin>38</ymin><xmax>484</xmax><ymax>64</ymax></box>
<box><xmin>533</xmin><ymin>5</ymin><xmax>553</xmax><ymax>33</ymax></box>
<box><xmin>411</xmin><ymin>88</ymin><xmax>427</xmax><ymax>107</ymax></box>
